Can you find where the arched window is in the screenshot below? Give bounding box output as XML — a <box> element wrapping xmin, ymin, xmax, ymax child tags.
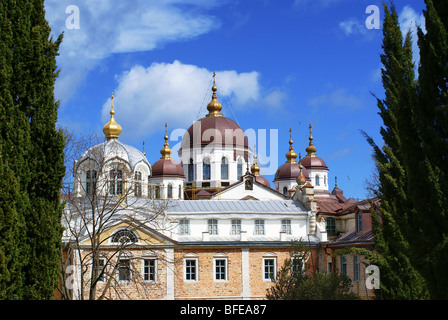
<box><xmin>167</xmin><ymin>184</ymin><xmax>173</xmax><ymax>199</ymax></box>
<box><xmin>155</xmin><ymin>185</ymin><xmax>161</xmax><ymax>199</ymax></box>
<box><xmin>324</xmin><ymin>175</ymin><xmax>327</xmax><ymax>186</ymax></box>
<box><xmin>134</xmin><ymin>171</ymin><xmax>142</xmax><ymax>197</ymax></box>
<box><xmin>237</xmin><ymin>159</ymin><xmax>243</xmax><ymax>180</ymax></box>
<box><xmin>221</xmin><ymin>157</ymin><xmax>228</xmax><ymax>180</ymax></box>
<box><xmin>178</xmin><ymin>185</ymin><xmax>182</xmax><ymax>199</ymax></box>
<box><xmin>283</xmin><ymin>186</ymin><xmax>288</xmax><ymax>195</ymax></box>
<box><xmin>315</xmin><ymin>175</ymin><xmax>320</xmax><ymax>186</ymax></box>
<box><xmin>86</xmin><ymin>170</ymin><xmax>97</xmax><ymax>194</ymax></box>
<box><xmin>109</xmin><ymin>169</ymin><xmax>123</xmax><ymax>195</ymax></box>
<box><xmin>203</xmin><ymin>158</ymin><xmax>211</xmax><ymax>180</ymax></box>
<box><xmin>111</xmin><ymin>229</ymin><xmax>138</xmax><ymax>244</ymax></box>
<box><xmin>188</xmin><ymin>159</ymin><xmax>194</xmax><ymax>181</ymax></box>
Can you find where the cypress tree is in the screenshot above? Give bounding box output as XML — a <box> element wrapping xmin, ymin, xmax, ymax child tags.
<box><xmin>0</xmin><ymin>0</ymin><xmax>64</xmax><ymax>299</ymax></box>
<box><xmin>363</xmin><ymin>2</ymin><xmax>429</xmax><ymax>299</ymax></box>
<box><xmin>408</xmin><ymin>0</ymin><xmax>448</xmax><ymax>299</ymax></box>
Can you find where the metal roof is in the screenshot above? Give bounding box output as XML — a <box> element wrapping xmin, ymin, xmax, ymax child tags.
<box><xmin>163</xmin><ymin>199</ymin><xmax>308</xmax><ymax>214</ymax></box>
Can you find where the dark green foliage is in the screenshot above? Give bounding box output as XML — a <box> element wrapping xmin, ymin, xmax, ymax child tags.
<box><xmin>365</xmin><ymin>0</ymin><xmax>448</xmax><ymax>299</ymax></box>
<box><xmin>0</xmin><ymin>0</ymin><xmax>64</xmax><ymax>299</ymax></box>
<box><xmin>266</xmin><ymin>241</ymin><xmax>359</xmax><ymax>300</ymax></box>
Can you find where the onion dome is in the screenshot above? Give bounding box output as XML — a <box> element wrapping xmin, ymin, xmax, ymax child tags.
<box><xmin>180</xmin><ymin>77</ymin><xmax>249</xmax><ymax>159</ymax></box>
<box><xmin>152</xmin><ymin>124</ymin><xmax>185</xmax><ymax>178</ymax></box>
<box><xmin>285</xmin><ymin>128</ymin><xmax>298</xmax><ymax>164</ymax></box>
<box><xmin>206</xmin><ymin>83</ymin><xmax>223</xmax><ymax>117</ymax></box>
<box><xmin>301</xmin><ymin>123</ymin><xmax>328</xmax><ymax>170</ymax></box>
<box><xmin>103</xmin><ymin>93</ymin><xmax>122</xmax><ymax>139</ymax></box>
<box><xmin>251</xmin><ymin>145</ymin><xmax>270</xmax><ymax>188</ymax></box>
<box><xmin>274</xmin><ymin>129</ymin><xmax>309</xmax><ymax>181</ymax></box>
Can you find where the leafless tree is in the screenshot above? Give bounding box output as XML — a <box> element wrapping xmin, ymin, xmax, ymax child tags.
<box><xmin>58</xmin><ymin>130</ymin><xmax>178</xmax><ymax>300</ymax></box>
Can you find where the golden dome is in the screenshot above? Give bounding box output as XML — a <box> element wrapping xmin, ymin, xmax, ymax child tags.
<box><xmin>305</xmin><ymin>123</ymin><xmax>317</xmax><ymax>157</ymax></box>
<box><xmin>285</xmin><ymin>128</ymin><xmax>298</xmax><ymax>164</ymax></box>
<box><xmin>160</xmin><ymin>123</ymin><xmax>172</xmax><ymax>160</ymax></box>
<box><xmin>103</xmin><ymin>93</ymin><xmax>122</xmax><ymax>139</ymax></box>
<box><xmin>251</xmin><ymin>145</ymin><xmax>261</xmax><ymax>176</ymax></box>
<box><xmin>206</xmin><ymin>72</ymin><xmax>223</xmax><ymax>118</ymax></box>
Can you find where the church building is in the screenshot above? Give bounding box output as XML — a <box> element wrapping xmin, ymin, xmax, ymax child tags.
<box><xmin>61</xmin><ymin>76</ymin><xmax>371</xmax><ymax>300</ymax></box>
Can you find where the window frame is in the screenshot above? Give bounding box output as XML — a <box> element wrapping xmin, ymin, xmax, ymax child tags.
<box><xmin>117</xmin><ymin>258</ymin><xmax>131</xmax><ymax>282</ymax></box>
<box><xmin>231</xmin><ymin>219</ymin><xmax>241</xmax><ymax>235</ymax></box>
<box><xmin>262</xmin><ymin>257</ymin><xmax>277</xmax><ymax>281</ymax></box>
<box><xmin>208</xmin><ymin>219</ymin><xmax>218</xmax><ymax>235</ymax></box>
<box><xmin>202</xmin><ymin>158</ymin><xmax>211</xmax><ymax>181</ymax></box>
<box><xmin>221</xmin><ymin>156</ymin><xmax>229</xmax><ymax>180</ymax></box>
<box><xmin>143</xmin><ymin>258</ymin><xmax>157</xmax><ymax>282</ymax></box>
<box><xmin>213</xmin><ymin>256</ymin><xmax>228</xmax><ymax>282</ymax></box>
<box><xmin>184</xmin><ymin>257</ymin><xmax>198</xmax><ymax>282</ymax></box>
<box><xmin>254</xmin><ymin>219</ymin><xmax>265</xmax><ymax>235</ymax></box>
<box><xmin>179</xmin><ymin>218</ymin><xmax>190</xmax><ymax>236</ymax></box>
<box><xmin>281</xmin><ymin>219</ymin><xmax>292</xmax><ymax>235</ymax></box>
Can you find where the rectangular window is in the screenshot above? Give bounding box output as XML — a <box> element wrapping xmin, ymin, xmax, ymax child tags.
<box><xmin>134</xmin><ymin>172</ymin><xmax>142</xmax><ymax>197</ymax></box>
<box><xmin>263</xmin><ymin>258</ymin><xmax>276</xmax><ymax>281</ymax></box>
<box><xmin>254</xmin><ymin>219</ymin><xmax>265</xmax><ymax>235</ymax></box>
<box><xmin>231</xmin><ymin>219</ymin><xmax>241</xmax><ymax>235</ymax></box>
<box><xmin>326</xmin><ymin>217</ymin><xmax>337</xmax><ymax>234</ymax></box>
<box><xmin>214</xmin><ymin>259</ymin><xmax>227</xmax><ymax>281</ymax></box>
<box><xmin>95</xmin><ymin>257</ymin><xmax>106</xmax><ymax>282</ymax></box>
<box><xmin>185</xmin><ymin>259</ymin><xmax>197</xmax><ymax>281</ymax></box>
<box><xmin>357</xmin><ymin>213</ymin><xmax>363</xmax><ymax>233</ymax></box>
<box><xmin>291</xmin><ymin>256</ymin><xmax>303</xmax><ymax>276</ymax></box>
<box><xmin>208</xmin><ymin>219</ymin><xmax>218</xmax><ymax>235</ymax></box>
<box><xmin>118</xmin><ymin>259</ymin><xmax>131</xmax><ymax>281</ymax></box>
<box><xmin>354</xmin><ymin>255</ymin><xmax>360</xmax><ymax>281</ymax></box>
<box><xmin>237</xmin><ymin>162</ymin><xmax>243</xmax><ymax>180</ymax></box>
<box><xmin>341</xmin><ymin>256</ymin><xmax>347</xmax><ymax>276</ymax></box>
<box><xmin>281</xmin><ymin>219</ymin><xmax>291</xmax><ymax>234</ymax></box>
<box><xmin>179</xmin><ymin>219</ymin><xmax>190</xmax><ymax>235</ymax></box>
<box><xmin>143</xmin><ymin>259</ymin><xmax>156</xmax><ymax>282</ymax></box>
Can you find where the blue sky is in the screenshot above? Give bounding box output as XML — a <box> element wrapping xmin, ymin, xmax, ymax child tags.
<box><xmin>45</xmin><ymin>0</ymin><xmax>427</xmax><ymax>200</ymax></box>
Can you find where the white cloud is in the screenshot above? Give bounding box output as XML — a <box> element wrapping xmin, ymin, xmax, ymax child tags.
<box><xmin>398</xmin><ymin>5</ymin><xmax>426</xmax><ymax>65</ymax></box>
<box><xmin>339</xmin><ymin>18</ymin><xmax>367</xmax><ymax>36</ymax></box>
<box><xmin>44</xmin><ymin>0</ymin><xmax>220</xmax><ymax>103</ymax></box>
<box><xmin>308</xmin><ymin>88</ymin><xmax>363</xmax><ymax>111</ymax></box>
<box><xmin>101</xmin><ymin>61</ymin><xmax>266</xmax><ymax>141</ymax></box>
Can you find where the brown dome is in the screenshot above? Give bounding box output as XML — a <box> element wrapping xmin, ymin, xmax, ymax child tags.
<box><xmin>274</xmin><ymin>162</ymin><xmax>310</xmax><ymax>181</ymax></box>
<box><xmin>255</xmin><ymin>175</ymin><xmax>271</xmax><ymax>188</ymax></box>
<box><xmin>182</xmin><ymin>116</ymin><xmax>249</xmax><ymax>150</ymax></box>
<box><xmin>301</xmin><ymin>156</ymin><xmax>328</xmax><ymax>170</ymax></box>
<box><xmin>152</xmin><ymin>159</ymin><xmax>185</xmax><ymax>178</ymax></box>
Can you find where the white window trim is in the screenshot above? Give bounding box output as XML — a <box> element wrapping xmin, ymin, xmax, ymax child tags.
<box><xmin>213</xmin><ymin>254</ymin><xmax>228</xmax><ymax>282</ymax></box>
<box><xmin>262</xmin><ymin>255</ymin><xmax>277</xmax><ymax>282</ymax></box>
<box><xmin>142</xmin><ymin>257</ymin><xmax>157</xmax><ymax>282</ymax></box>
<box><xmin>117</xmin><ymin>258</ymin><xmax>132</xmax><ymax>282</ymax></box>
<box><xmin>184</xmin><ymin>254</ymin><xmax>199</xmax><ymax>282</ymax></box>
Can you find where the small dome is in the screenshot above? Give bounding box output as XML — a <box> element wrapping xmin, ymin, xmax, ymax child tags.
<box><xmin>255</xmin><ymin>175</ymin><xmax>271</xmax><ymax>188</ymax></box>
<box><xmin>301</xmin><ymin>156</ymin><xmax>328</xmax><ymax>170</ymax></box>
<box><xmin>302</xmin><ymin>123</ymin><xmax>328</xmax><ymax>170</ymax></box>
<box><xmin>274</xmin><ymin>162</ymin><xmax>310</xmax><ymax>181</ymax></box>
<box><xmin>152</xmin><ymin>123</ymin><xmax>185</xmax><ymax>178</ymax></box>
<box><xmin>76</xmin><ymin>139</ymin><xmax>150</xmax><ymax>172</ymax></box>
<box><xmin>250</xmin><ymin>148</ymin><xmax>270</xmax><ymax>188</ymax></box>
<box><xmin>152</xmin><ymin>159</ymin><xmax>185</xmax><ymax>178</ymax></box>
